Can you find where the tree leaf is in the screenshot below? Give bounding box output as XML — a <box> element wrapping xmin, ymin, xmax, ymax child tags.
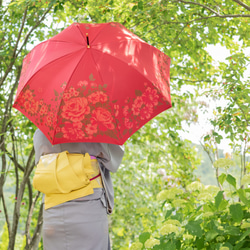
<box><xmin>139</xmin><ymin>232</ymin><xmax>150</xmax><ymax>244</ymax></box>
<box><xmin>164</xmin><ymin>208</ymin><xmax>175</xmax><ymax>219</ymax></box>
<box><xmin>218</xmin><ymin>173</ymin><xmax>227</xmax><ymax>185</ymax></box>
<box><xmin>205</xmin><ymin>230</ymin><xmax>218</xmax><ymax>241</ymax></box>
<box><xmin>229</xmin><ymin>204</ymin><xmax>243</xmax><ymax>223</ymax></box>
<box><xmin>237</xmin><ymin>189</ymin><xmax>250</xmax><ymax>206</ymax></box>
<box><xmin>226</xmin><ymin>174</ymin><xmax>237</xmax><ymax>189</ymax></box>
<box><xmin>215</xmin><ymin>191</ymin><xmax>224</xmax><ymax>210</ymax></box>
<box><xmin>138</xmin><ymin>1</ymin><xmax>143</xmax><ymax>10</ymax></box>
<box><xmin>185</xmin><ymin>221</ymin><xmax>203</xmax><ymax>237</ymax></box>
<box><xmin>238</xmin><ymin>229</ymin><xmax>250</xmax><ymax>242</ymax></box>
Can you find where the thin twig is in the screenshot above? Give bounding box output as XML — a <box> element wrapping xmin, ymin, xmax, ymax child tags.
<box><xmin>175</xmin><ymin>0</ymin><xmax>222</xmax><ymax>15</ymax></box>
<box><xmin>171</xmin><ymin>77</ymin><xmax>213</xmax><ymax>83</ymax></box>
<box><xmin>172</xmin><ymin>24</ymin><xmax>188</xmax><ymax>44</ymax></box>
<box><xmin>232</xmin><ymin>0</ymin><xmax>250</xmax><ymax>11</ymax></box>
<box><xmin>172</xmin><ymin>0</ymin><xmax>250</xmax><ymax>19</ymax></box>
<box><xmin>200</xmin><ymin>141</ymin><xmax>224</xmax><ymax>191</ymax></box>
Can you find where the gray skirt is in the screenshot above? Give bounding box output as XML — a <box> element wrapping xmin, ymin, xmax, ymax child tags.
<box><xmin>43</xmin><ymin>189</ymin><xmax>110</xmax><ymax>250</ymax></box>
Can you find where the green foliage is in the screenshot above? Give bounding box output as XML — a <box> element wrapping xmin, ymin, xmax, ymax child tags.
<box><xmin>0</xmin><ymin>223</ymin><xmax>9</xmax><ymax>249</ymax></box>
<box><xmin>111</xmin><ymin>137</ymin><xmax>200</xmax><ymax>249</ymax></box>
<box><xmin>208</xmin><ymin>53</ymin><xmax>250</xmax><ymax>145</ymax></box>
<box><xmin>131</xmin><ymin>176</ymin><xmax>250</xmax><ymax>249</ymax></box>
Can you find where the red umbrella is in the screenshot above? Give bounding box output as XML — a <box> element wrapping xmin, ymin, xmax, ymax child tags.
<box><xmin>13</xmin><ymin>22</ymin><xmax>171</xmax><ymax>145</ymax></box>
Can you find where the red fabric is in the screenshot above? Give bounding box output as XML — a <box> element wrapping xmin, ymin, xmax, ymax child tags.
<box><xmin>13</xmin><ymin>22</ymin><xmax>172</xmax><ymax>145</ymax></box>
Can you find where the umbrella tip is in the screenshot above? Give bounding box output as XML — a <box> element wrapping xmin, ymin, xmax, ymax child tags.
<box><xmin>86</xmin><ymin>33</ymin><xmax>90</xmax><ymax>48</ymax></box>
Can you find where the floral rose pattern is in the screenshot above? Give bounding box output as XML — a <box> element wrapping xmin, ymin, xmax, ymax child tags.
<box><xmin>61</xmin><ymin>122</ymin><xmax>85</xmax><ymax>140</ymax></box>
<box><xmin>14</xmin><ymin>73</ymin><xmax>170</xmax><ymax>143</ymax></box>
<box><xmin>61</xmin><ymin>97</ymin><xmax>90</xmax><ymax>123</ymax></box>
<box><xmin>88</xmin><ymin>91</ymin><xmax>108</xmax><ymax>104</ymax></box>
<box><xmin>122</xmin><ymin>83</ymin><xmax>161</xmax><ymax>129</ymax></box>
<box><xmin>92</xmin><ymin>107</ymin><xmax>115</xmax><ymax>130</ymax></box>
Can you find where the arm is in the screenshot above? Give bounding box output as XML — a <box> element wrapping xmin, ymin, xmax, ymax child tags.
<box><xmin>96</xmin><ymin>143</ymin><xmax>124</xmax><ymax>172</ymax></box>
<box><xmin>33</xmin><ymin>129</ymin><xmax>58</xmax><ymax>164</ymax></box>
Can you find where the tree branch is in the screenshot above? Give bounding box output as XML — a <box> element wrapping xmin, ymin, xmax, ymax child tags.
<box><xmin>25</xmin><ymin>191</ymin><xmax>41</xmax><ymax>246</ymax></box>
<box><xmin>172</xmin><ymin>24</ymin><xmax>187</xmax><ymax>43</ymax></box>
<box><xmin>175</xmin><ymin>0</ymin><xmax>222</xmax><ymax>15</ymax></box>
<box><xmin>190</xmin><ymin>13</ymin><xmax>250</xmax><ymax>20</ymax></box>
<box><xmin>4</xmin><ymin>144</ymin><xmax>25</xmax><ymax>172</ymax></box>
<box><xmin>1</xmin><ymin>193</ymin><xmax>11</xmax><ymax>237</ymax></box>
<box><xmin>146</xmin><ymin>11</ymin><xmax>249</xmax><ymax>40</ymax></box>
<box><xmin>16</xmin><ymin>6</ymin><xmax>53</xmax><ymax>57</ymax></box>
<box><xmin>232</xmin><ymin>0</ymin><xmax>250</xmax><ymax>11</ymax></box>
<box><xmin>9</xmin><ymin>157</ymin><xmax>35</xmax><ymax>249</ymax></box>
<box><xmin>171</xmin><ymin>77</ymin><xmax>213</xmax><ymax>83</ymax></box>
<box><xmin>0</xmin><ymin>66</ymin><xmax>21</xmax><ymax>203</ymax></box>
<box><xmin>0</xmin><ymin>6</ymin><xmax>28</xmax><ymax>89</ymax></box>
<box><xmin>13</xmin><ymin>7</ymin><xmax>28</xmax><ymax>59</ymax></box>
<box><xmin>231</xmin><ymin>95</ymin><xmax>250</xmax><ymax>127</ymax></box>
<box><xmin>27</xmin><ymin>179</ymin><xmax>33</xmax><ymax>211</ymax></box>
<box><xmin>25</xmin><ymin>147</ymin><xmax>35</xmax><ymax>175</ymax></box>
<box><xmin>29</xmin><ymin>203</ymin><xmax>43</xmax><ymax>250</ymax></box>
<box><xmin>173</xmin><ymin>0</ymin><xmax>250</xmax><ymax>19</ymax></box>
<box><xmin>0</xmin><ymin>4</ymin><xmax>53</xmax><ymax>90</ymax></box>
<box><xmin>200</xmin><ymin>141</ymin><xmax>224</xmax><ymax>191</ymax></box>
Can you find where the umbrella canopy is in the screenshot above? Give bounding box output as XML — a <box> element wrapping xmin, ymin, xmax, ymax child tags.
<box><xmin>13</xmin><ymin>22</ymin><xmax>171</xmax><ymax>145</ymax></box>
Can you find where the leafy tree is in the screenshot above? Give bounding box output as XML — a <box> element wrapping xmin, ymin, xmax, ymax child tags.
<box><xmin>0</xmin><ymin>1</ymin><xmax>83</xmax><ymax>248</ymax></box>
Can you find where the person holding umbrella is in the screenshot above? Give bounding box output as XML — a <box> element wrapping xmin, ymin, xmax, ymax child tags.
<box><xmin>13</xmin><ymin>22</ymin><xmax>171</xmax><ymax>249</ymax></box>
<box><xmin>33</xmin><ymin>128</ymin><xmax>124</xmax><ymax>249</ymax></box>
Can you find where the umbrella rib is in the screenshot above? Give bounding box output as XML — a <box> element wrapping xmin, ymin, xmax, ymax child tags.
<box><xmin>91</xmin><ymin>40</ymin><xmax>162</xmax><ymax>87</ymax></box>
<box><xmin>23</xmin><ymin>45</ymin><xmax>85</xmax><ymax>89</ymax></box>
<box><xmin>87</xmin><ymin>48</ymin><xmax>122</xmax><ymax>142</ymax></box>
<box><xmin>52</xmin><ymin>50</ymin><xmax>88</xmax><ymax>142</ymax></box>
<box><xmin>75</xmin><ymin>25</ymin><xmax>88</xmax><ymax>45</ymax></box>
<box><xmin>91</xmin><ymin>22</ymin><xmax>145</xmax><ymax>47</ymax></box>
<box><xmin>88</xmin><ymin>22</ymin><xmax>110</xmax><ymax>45</ymax></box>
<box><xmin>81</xmin><ymin>22</ymin><xmax>146</xmax><ymax>48</ymax></box>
